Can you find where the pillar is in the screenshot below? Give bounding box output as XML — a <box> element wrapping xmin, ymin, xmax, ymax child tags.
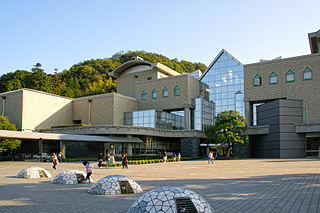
<box><xmin>184</xmin><ymin>108</ymin><xmax>191</xmax><ymax>130</ymax></box>
<box><xmin>60</xmin><ymin>141</ymin><xmax>66</xmax><ymax>158</ymax></box>
<box><xmin>103</xmin><ymin>143</ymin><xmax>108</xmax><ymax>158</ymax></box>
<box><xmin>127</xmin><ymin>143</ymin><xmax>133</xmax><ymax>156</ymax></box>
<box><xmin>39</xmin><ymin>138</ymin><xmax>43</xmax><ymax>162</ymax></box>
<box><xmin>245</xmin><ymin>101</ymin><xmax>252</xmax><ymax>126</ymax></box>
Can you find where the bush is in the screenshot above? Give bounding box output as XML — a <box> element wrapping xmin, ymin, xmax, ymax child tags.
<box><xmin>216</xmin><ymin>156</ymin><xmax>240</xmax><ymax>160</ymax></box>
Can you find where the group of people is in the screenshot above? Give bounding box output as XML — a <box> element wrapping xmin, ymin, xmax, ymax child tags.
<box><xmin>51</xmin><ymin>152</ymin><xmax>63</xmax><ymax>169</ymax></box>
<box><xmin>161</xmin><ymin>152</ymin><xmax>181</xmax><ymax>163</ymax></box>
<box><xmin>98</xmin><ymin>152</ymin><xmax>112</xmax><ymax>168</ymax></box>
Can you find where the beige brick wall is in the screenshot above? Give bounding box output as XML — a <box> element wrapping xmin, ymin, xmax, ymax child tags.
<box><xmin>73</xmin><ymin>93</ymin><xmax>138</xmax><ymax>126</ymax></box>
<box><xmin>22</xmin><ymin>89</ymin><xmax>73</xmax><ymax>130</ymax></box>
<box><xmin>0</xmin><ymin>90</ymin><xmax>23</xmax><ymax>129</ymax></box>
<box><xmin>113</xmin><ymin>94</ymin><xmax>138</xmax><ymax>125</ymax></box>
<box><xmin>117</xmin><ymin>68</ymin><xmax>159</xmax><ymax>98</ymax></box>
<box><xmin>136</xmin><ymin>75</ymin><xmax>200</xmax><ymax>111</ymax></box>
<box><xmin>244</xmin><ymin>53</ymin><xmax>320</xmax><ymax>123</ymax></box>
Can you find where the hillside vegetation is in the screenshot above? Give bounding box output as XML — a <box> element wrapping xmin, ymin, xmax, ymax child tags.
<box><xmin>0</xmin><ymin>51</ymin><xmax>206</xmax><ymax>98</ymax></box>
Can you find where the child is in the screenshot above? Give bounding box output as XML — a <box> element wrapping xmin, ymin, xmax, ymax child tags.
<box><xmin>83</xmin><ymin>161</ymin><xmax>93</xmax><ymax>183</ymax></box>
<box><xmin>106</xmin><ymin>152</ymin><xmax>111</xmax><ymax>168</ymax></box>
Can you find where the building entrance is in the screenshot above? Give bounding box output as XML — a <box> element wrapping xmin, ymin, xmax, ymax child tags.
<box><xmin>306</xmin><ymin>137</ymin><xmax>320</xmax><ymax>157</ymax></box>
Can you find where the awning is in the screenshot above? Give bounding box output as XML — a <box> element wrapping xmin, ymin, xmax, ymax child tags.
<box><xmin>0</xmin><ymin>130</ymin><xmax>142</xmax><ymax>143</ymax></box>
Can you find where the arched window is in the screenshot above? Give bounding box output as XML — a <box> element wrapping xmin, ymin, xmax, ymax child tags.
<box><xmin>253</xmin><ymin>74</ymin><xmax>261</xmax><ymax>86</ymax></box>
<box><xmin>152</xmin><ymin>89</ymin><xmax>157</xmax><ymax>99</ymax></box>
<box><xmin>286</xmin><ymin>70</ymin><xmax>295</xmax><ymax>82</ymax></box>
<box><xmin>303</xmin><ymin>67</ymin><xmax>312</xmax><ymax>80</ymax></box>
<box><xmin>141</xmin><ymin>90</ymin><xmax>147</xmax><ymax>100</ymax></box>
<box><xmin>163</xmin><ymin>87</ymin><xmax>168</xmax><ymax>97</ymax></box>
<box><xmin>174</xmin><ymin>86</ymin><xmax>180</xmax><ymax>96</ymax></box>
<box><xmin>269</xmin><ymin>72</ymin><xmax>278</xmax><ymax>84</ymax></box>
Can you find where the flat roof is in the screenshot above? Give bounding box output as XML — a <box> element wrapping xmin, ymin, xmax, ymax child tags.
<box><xmin>0</xmin><ymin>130</ymin><xmax>142</xmax><ymax>143</ymax></box>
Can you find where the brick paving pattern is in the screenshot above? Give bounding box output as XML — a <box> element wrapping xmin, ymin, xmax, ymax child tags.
<box><xmin>0</xmin><ymin>159</ymin><xmax>319</xmax><ymax>213</ymax></box>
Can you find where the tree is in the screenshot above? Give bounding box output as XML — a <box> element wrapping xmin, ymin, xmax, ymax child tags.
<box><xmin>205</xmin><ymin>110</ymin><xmax>248</xmax><ymax>157</ymax></box>
<box><xmin>0</xmin><ymin>116</ymin><xmax>21</xmax><ymax>154</ymax></box>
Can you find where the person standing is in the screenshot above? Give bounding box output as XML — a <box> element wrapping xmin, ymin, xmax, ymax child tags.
<box><xmin>106</xmin><ymin>152</ymin><xmax>111</xmax><ymax>168</ymax></box>
<box><xmin>122</xmin><ymin>153</ymin><xmax>128</xmax><ymax>169</ymax></box>
<box><xmin>98</xmin><ymin>152</ymin><xmax>103</xmax><ymax>168</ymax></box>
<box><xmin>57</xmin><ymin>152</ymin><xmax>62</xmax><ymax>163</ymax></box>
<box><xmin>177</xmin><ymin>153</ymin><xmax>181</xmax><ymax>162</ymax></box>
<box><xmin>52</xmin><ymin>153</ymin><xmax>58</xmax><ymax>169</ymax></box>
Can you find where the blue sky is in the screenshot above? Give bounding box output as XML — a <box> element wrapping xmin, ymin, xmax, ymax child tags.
<box><xmin>0</xmin><ymin>0</ymin><xmax>319</xmax><ymax>76</ymax></box>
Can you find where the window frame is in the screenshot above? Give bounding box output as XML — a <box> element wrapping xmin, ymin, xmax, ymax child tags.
<box><xmin>286</xmin><ymin>70</ymin><xmax>295</xmax><ymax>82</ymax></box>
<box><xmin>303</xmin><ymin>67</ymin><xmax>312</xmax><ymax>80</ymax></box>
<box><xmin>253</xmin><ymin>74</ymin><xmax>262</xmax><ymax>86</ymax></box>
<box><xmin>174</xmin><ymin>85</ymin><xmax>180</xmax><ymax>96</ymax></box>
<box><xmin>162</xmin><ymin>87</ymin><xmax>168</xmax><ymax>98</ymax></box>
<box><xmin>269</xmin><ymin>72</ymin><xmax>278</xmax><ymax>84</ymax></box>
<box><xmin>141</xmin><ymin>90</ymin><xmax>147</xmax><ymax>100</ymax></box>
<box><xmin>152</xmin><ymin>89</ymin><xmax>157</xmax><ymax>99</ymax></box>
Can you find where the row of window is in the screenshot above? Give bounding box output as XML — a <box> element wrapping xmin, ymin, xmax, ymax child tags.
<box><xmin>141</xmin><ymin>86</ymin><xmax>180</xmax><ymax>100</ymax></box>
<box><xmin>254</xmin><ymin>67</ymin><xmax>313</xmax><ymax>86</ymax></box>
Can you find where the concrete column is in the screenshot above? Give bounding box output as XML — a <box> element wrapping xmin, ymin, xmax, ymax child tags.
<box><xmin>245</xmin><ymin>101</ymin><xmax>251</xmax><ymax>126</ymax></box>
<box><xmin>103</xmin><ymin>143</ymin><xmax>108</xmax><ymax>158</ymax></box>
<box><xmin>184</xmin><ymin>108</ymin><xmax>191</xmax><ymax>130</ymax></box>
<box><xmin>39</xmin><ymin>138</ymin><xmax>43</xmax><ymax>162</ymax></box>
<box><xmin>127</xmin><ymin>143</ymin><xmax>133</xmax><ymax>156</ymax></box>
<box><xmin>206</xmin><ymin>147</ymin><xmax>210</xmax><ymax>155</ymax></box>
<box><xmin>60</xmin><ymin>141</ymin><xmax>66</xmax><ymax>158</ymax></box>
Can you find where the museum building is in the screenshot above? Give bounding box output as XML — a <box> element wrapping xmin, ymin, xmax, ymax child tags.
<box><xmin>0</xmin><ymin>57</ymin><xmax>214</xmax><ymax>158</ymax></box>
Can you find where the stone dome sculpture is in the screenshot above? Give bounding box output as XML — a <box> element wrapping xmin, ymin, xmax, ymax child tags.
<box><xmin>52</xmin><ymin>170</ymin><xmax>93</xmax><ymax>184</ymax></box>
<box><xmin>16</xmin><ymin>167</ymin><xmax>52</xmax><ymax>178</ymax></box>
<box><xmin>127</xmin><ymin>186</ymin><xmax>214</xmax><ymax>213</ymax></box>
<box><xmin>88</xmin><ymin>175</ymin><xmax>142</xmax><ymax>195</ymax></box>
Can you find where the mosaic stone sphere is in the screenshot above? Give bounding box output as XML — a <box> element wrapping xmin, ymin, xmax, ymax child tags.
<box><xmin>127</xmin><ymin>186</ymin><xmax>214</xmax><ymax>213</ymax></box>
<box><xmin>52</xmin><ymin>170</ymin><xmax>93</xmax><ymax>184</ymax></box>
<box><xmin>16</xmin><ymin>167</ymin><xmax>52</xmax><ymax>178</ymax></box>
<box><xmin>88</xmin><ymin>175</ymin><xmax>143</xmax><ymax>195</ymax></box>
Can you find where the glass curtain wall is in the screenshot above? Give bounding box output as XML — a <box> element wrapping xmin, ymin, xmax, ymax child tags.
<box><xmin>193</xmin><ymin>98</ymin><xmax>215</xmax><ymax>131</ymax></box>
<box><xmin>201</xmin><ymin>50</ymin><xmax>244</xmax><ymax>116</ymax></box>
<box><xmin>124</xmin><ymin>110</ymin><xmax>184</xmax><ymax>130</ymax></box>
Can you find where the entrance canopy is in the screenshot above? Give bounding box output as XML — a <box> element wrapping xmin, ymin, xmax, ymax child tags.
<box><xmin>0</xmin><ymin>130</ymin><xmax>142</xmax><ymax>143</ymax></box>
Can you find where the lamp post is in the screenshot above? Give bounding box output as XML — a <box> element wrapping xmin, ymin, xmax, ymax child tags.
<box><xmin>88</xmin><ymin>99</ymin><xmax>92</xmax><ymax>125</ymax></box>
<box><xmin>234</xmin><ymin>90</ymin><xmax>242</xmax><ymax>111</ymax></box>
<box><xmin>1</xmin><ymin>96</ymin><xmax>6</xmax><ymax>116</ymax></box>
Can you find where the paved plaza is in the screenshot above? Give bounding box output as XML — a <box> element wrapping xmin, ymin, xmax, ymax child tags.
<box><xmin>0</xmin><ymin>158</ymin><xmax>319</xmax><ymax>213</ymax></box>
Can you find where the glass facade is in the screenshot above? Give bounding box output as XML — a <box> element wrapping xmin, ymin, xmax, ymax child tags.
<box><xmin>201</xmin><ymin>50</ymin><xmax>244</xmax><ymax>116</ymax></box>
<box><xmin>192</xmin><ymin>98</ymin><xmax>215</xmax><ymax>131</ymax></box>
<box><xmin>124</xmin><ymin>110</ymin><xmax>184</xmax><ymax>130</ymax></box>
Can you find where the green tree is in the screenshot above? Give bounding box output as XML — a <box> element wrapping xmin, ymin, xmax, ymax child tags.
<box><xmin>205</xmin><ymin>111</ymin><xmax>248</xmax><ymax>157</ymax></box>
<box><xmin>0</xmin><ymin>116</ymin><xmax>21</xmax><ymax>154</ymax></box>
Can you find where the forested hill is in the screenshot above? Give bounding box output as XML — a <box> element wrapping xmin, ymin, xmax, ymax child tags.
<box><xmin>0</xmin><ymin>50</ymin><xmax>207</xmax><ymax>98</ymax></box>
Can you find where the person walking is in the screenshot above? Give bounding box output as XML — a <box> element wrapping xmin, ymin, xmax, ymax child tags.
<box><xmin>83</xmin><ymin>161</ymin><xmax>93</xmax><ymax>183</ymax></box>
<box><xmin>52</xmin><ymin>153</ymin><xmax>58</xmax><ymax>169</ymax></box>
<box><xmin>106</xmin><ymin>152</ymin><xmax>111</xmax><ymax>168</ymax></box>
<box><xmin>122</xmin><ymin>153</ymin><xmax>128</xmax><ymax>169</ymax></box>
<box><xmin>163</xmin><ymin>152</ymin><xmax>167</xmax><ymax>163</ymax></box>
<box><xmin>98</xmin><ymin>152</ymin><xmax>103</xmax><ymax>168</ymax></box>
<box><xmin>208</xmin><ymin>151</ymin><xmax>214</xmax><ymax>164</ymax></box>
<box><xmin>57</xmin><ymin>152</ymin><xmax>62</xmax><ymax>163</ymax></box>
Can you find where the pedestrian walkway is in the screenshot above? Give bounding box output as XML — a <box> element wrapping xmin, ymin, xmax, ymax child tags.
<box><xmin>0</xmin><ymin>159</ymin><xmax>319</xmax><ymax>212</ymax></box>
